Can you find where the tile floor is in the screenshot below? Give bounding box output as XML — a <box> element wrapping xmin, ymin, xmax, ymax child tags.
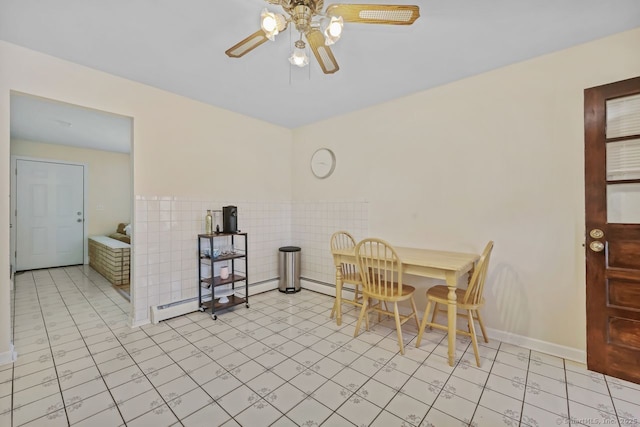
<box><xmin>2</xmin><ymin>266</ymin><xmax>640</xmax><ymax>427</ymax></box>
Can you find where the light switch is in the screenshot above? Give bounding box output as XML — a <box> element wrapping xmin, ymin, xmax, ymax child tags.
<box><xmin>96</xmin><ymin>203</ymin><xmax>105</xmax><ymax>211</ymax></box>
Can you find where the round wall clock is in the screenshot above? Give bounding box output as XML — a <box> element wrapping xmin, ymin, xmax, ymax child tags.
<box><xmin>310</xmin><ymin>148</ymin><xmax>336</xmax><ymax>179</ymax></box>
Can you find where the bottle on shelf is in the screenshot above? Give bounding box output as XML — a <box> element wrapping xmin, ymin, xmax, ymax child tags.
<box><xmin>205</xmin><ymin>210</ymin><xmax>213</xmax><ymax>234</ymax></box>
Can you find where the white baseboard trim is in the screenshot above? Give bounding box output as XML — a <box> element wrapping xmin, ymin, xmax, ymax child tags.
<box><xmin>246</xmin><ymin>280</ymin><xmax>279</xmax><ymax>296</ymax></box>
<box><xmin>301</xmin><ymin>279</ymin><xmax>355</xmax><ymax>300</ymax></box>
<box><xmin>0</xmin><ymin>344</ymin><xmax>17</xmax><ymax>366</ymax></box>
<box><xmin>149</xmin><ymin>279</ymin><xmax>280</xmax><ymax>324</ymax></box>
<box><xmin>486</xmin><ymin>327</ymin><xmax>586</xmax><ymax>363</ymax></box>
<box><xmin>301</xmin><ymin>279</ymin><xmax>586</xmax><ymax>363</ymax></box>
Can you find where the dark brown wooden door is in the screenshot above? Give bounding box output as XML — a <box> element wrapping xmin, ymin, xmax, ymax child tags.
<box><xmin>585</xmin><ymin>76</ymin><xmax>640</xmax><ymax>384</ymax></box>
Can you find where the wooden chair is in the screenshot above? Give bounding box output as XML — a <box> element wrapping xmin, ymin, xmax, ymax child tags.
<box><xmin>329</xmin><ymin>231</ymin><xmax>363</xmax><ymax>319</ymax></box>
<box><xmin>354</xmin><ymin>238</ymin><xmax>420</xmax><ymax>355</ymax></box>
<box><xmin>416</xmin><ymin>241</ymin><xmax>494</xmax><ymax>366</ymax></box>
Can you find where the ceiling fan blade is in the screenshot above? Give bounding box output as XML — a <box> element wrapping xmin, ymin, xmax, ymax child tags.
<box><xmin>325</xmin><ymin>4</ymin><xmax>420</xmax><ymax>25</ymax></box>
<box><xmin>306</xmin><ymin>29</ymin><xmax>339</xmax><ymax>74</ymax></box>
<box><xmin>225</xmin><ymin>29</ymin><xmax>269</xmax><ymax>58</ymax></box>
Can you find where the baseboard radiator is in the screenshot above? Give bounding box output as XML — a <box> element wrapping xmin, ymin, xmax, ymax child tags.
<box><xmin>150</xmin><ymin>279</ymin><xmax>279</xmax><ymax>323</ymax></box>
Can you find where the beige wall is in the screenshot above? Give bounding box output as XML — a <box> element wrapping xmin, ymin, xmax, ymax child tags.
<box><xmin>291</xmin><ymin>28</ymin><xmax>640</xmax><ymax>355</ymax></box>
<box><xmin>1</xmin><ymin>27</ymin><xmax>639</xmax><ymax>361</ymax></box>
<box><xmin>0</xmin><ymin>41</ymin><xmax>293</xmax><ymax>358</ymax></box>
<box><xmin>11</xmin><ymin>139</ymin><xmax>132</xmax><ymax>236</ymax></box>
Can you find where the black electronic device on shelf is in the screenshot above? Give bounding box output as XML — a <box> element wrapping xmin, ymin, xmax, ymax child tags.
<box><xmin>223</xmin><ymin>205</ymin><xmax>238</xmax><ymax>233</ymax></box>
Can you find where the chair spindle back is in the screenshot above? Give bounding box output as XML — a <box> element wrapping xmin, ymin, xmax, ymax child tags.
<box><xmin>330</xmin><ymin>231</ymin><xmax>358</xmax><ymax>278</ymax></box>
<box><xmin>462</xmin><ymin>241</ymin><xmax>494</xmax><ymax>305</ymax></box>
<box><xmin>355</xmin><ymin>238</ymin><xmax>403</xmax><ymax>298</ymax></box>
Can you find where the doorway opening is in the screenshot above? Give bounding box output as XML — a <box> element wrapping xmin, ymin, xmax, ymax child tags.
<box><xmin>10</xmin><ymin>92</ymin><xmax>134</xmax><ymax>303</ymax></box>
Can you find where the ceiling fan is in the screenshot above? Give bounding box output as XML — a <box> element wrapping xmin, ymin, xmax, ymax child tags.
<box><xmin>225</xmin><ymin>1</ymin><xmax>420</xmax><ymax>74</ymax></box>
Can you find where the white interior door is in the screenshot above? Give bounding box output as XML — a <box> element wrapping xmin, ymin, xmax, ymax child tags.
<box><xmin>16</xmin><ymin>159</ymin><xmax>85</xmax><ymax>271</ymax></box>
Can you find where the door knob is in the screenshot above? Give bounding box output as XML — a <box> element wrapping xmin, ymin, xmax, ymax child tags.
<box><xmin>589</xmin><ymin>241</ymin><xmax>605</xmax><ymax>252</ymax></box>
<box><xmin>589</xmin><ymin>229</ymin><xmax>604</xmax><ymax>239</ymax></box>
<box><xmin>77</xmin><ymin>219</ymin><xmax>83</xmax><ymax>223</ymax></box>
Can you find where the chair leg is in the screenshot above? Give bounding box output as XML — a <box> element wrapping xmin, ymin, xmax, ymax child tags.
<box><xmin>416</xmin><ymin>299</ymin><xmax>432</xmax><ymax>348</ymax></box>
<box><xmin>475</xmin><ymin>310</ymin><xmax>489</xmax><ymax>343</ymax></box>
<box><xmin>430</xmin><ymin>302</ymin><xmax>439</xmax><ymax>329</ymax></box>
<box><xmin>364</xmin><ymin>298</ymin><xmax>370</xmax><ymax>331</ymax></box>
<box><xmin>354</xmin><ymin>298</ymin><xmax>369</xmax><ymax>338</ymax></box>
<box><xmin>393</xmin><ymin>302</ymin><xmax>405</xmax><ymax>355</ymax></box>
<box><xmin>330</xmin><ymin>298</ymin><xmax>337</xmax><ymax>319</ymax></box>
<box><xmin>468</xmin><ymin>309</ymin><xmax>481</xmax><ymax>367</ymax></box>
<box><xmin>410</xmin><ymin>297</ymin><xmax>420</xmax><ymax>331</ymax></box>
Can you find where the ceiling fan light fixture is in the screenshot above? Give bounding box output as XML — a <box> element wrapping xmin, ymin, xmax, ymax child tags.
<box><xmin>289</xmin><ymin>39</ymin><xmax>309</xmax><ymax>67</ymax></box>
<box><xmin>324</xmin><ymin>15</ymin><xmax>343</xmax><ymax>45</ymax></box>
<box><xmin>227</xmin><ymin>3</ymin><xmax>420</xmax><ymax>74</ymax></box>
<box><xmin>261</xmin><ymin>9</ymin><xmax>286</xmax><ymax>40</ymax></box>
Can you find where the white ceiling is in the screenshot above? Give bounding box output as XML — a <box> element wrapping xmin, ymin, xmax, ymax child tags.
<box><xmin>2</xmin><ymin>0</ymin><xmax>640</xmax><ymax>131</ymax></box>
<box><xmin>11</xmin><ymin>94</ymin><xmax>132</xmax><ymax>153</ymax></box>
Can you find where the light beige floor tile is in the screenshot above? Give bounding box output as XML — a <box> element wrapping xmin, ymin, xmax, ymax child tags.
<box><xmin>7</xmin><ymin>268</ymin><xmax>638</xmax><ymax>427</ymax></box>
<box><xmin>13</xmin><ymin>379</ymin><xmax>60</xmax><ymax>408</ymax></box>
<box><xmin>13</xmin><ymin>392</ymin><xmax>64</xmax><ymax>426</ymax></box>
<box><xmin>337</xmin><ymin>393</ymin><xmax>382</xmax><ymax>426</ymax></box>
<box><xmin>216</xmin><ymin>384</ymin><xmax>258</xmax><ymax>417</ymax></box>
<box><xmin>285</xmin><ymin>398</ymin><xmax>332</xmax><ymax>426</ymax></box>
<box><xmin>165</xmin><ymin>387</ymin><xmax>211</xmax><ymax>420</ymax></box>
<box><xmin>387</xmin><ymin>392</ymin><xmax>431</xmax><ymax>426</ymax></box>
<box><xmin>111</xmin><ymin>376</ymin><xmax>154</xmax><ymax>404</ymax></box>
<box><xmin>126</xmin><ymin>405</ymin><xmax>178</xmax><ymax>427</ymax></box>
<box><xmin>246</xmin><ymin>371</ymin><xmax>285</xmax><ymax>397</ymax></box>
<box><xmin>471</xmin><ymin>405</ymin><xmax>519</xmax><ymax>427</ymax></box>
<box><xmin>101</xmin><ymin>364</ymin><xmax>144</xmax><ymax>389</ymax></box>
<box><xmin>70</xmin><ymin>406</ymin><xmax>124</xmax><ymax>427</ymax></box>
<box><xmin>312</xmin><ymin>380</ymin><xmax>352</xmax><ymax>411</ymax></box>
<box><xmin>13</xmin><ymin>367</ymin><xmax>57</xmax><ymax>393</ymax></box>
<box><xmin>420</xmin><ymin>408</ymin><xmax>468</xmax><ymax>427</ymax></box>
<box><xmin>156</xmin><ymin>373</ymin><xmax>198</xmax><ymax>402</ymax></box>
<box><xmin>18</xmin><ymin>409</ymin><xmax>67</xmax><ymax>427</ymax></box>
<box><xmin>58</xmin><ymin>365</ymin><xmax>102</xmax><ymax>391</ymax></box>
<box><xmin>62</xmin><ymin>377</ymin><xmax>107</xmax><ymax>406</ymax></box>
<box><xmin>479</xmin><ymin>388</ymin><xmax>523</xmax><ymax>421</ymax></box>
<box><xmin>181</xmin><ymin>401</ymin><xmax>231</xmax><ymax>427</ymax></box>
<box><xmin>117</xmin><ymin>389</ymin><xmax>163</xmax><ymax>422</ymax></box>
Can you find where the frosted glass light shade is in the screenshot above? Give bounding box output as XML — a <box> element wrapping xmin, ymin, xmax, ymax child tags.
<box><xmin>289</xmin><ymin>47</ymin><xmax>309</xmax><ymax>67</ymax></box>
<box><xmin>324</xmin><ymin>16</ymin><xmax>343</xmax><ymax>45</ymax></box>
<box><xmin>261</xmin><ymin>9</ymin><xmax>286</xmax><ymax>41</ymax></box>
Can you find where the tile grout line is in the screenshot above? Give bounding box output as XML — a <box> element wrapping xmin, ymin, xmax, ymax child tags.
<box><xmin>563</xmin><ymin>357</ymin><xmax>571</xmax><ymax>425</ymax></box>
<box><xmin>209</xmin><ymin>303</ymin><xmax>400</xmax><ymax>425</ymax></box>
<box><xmin>603</xmin><ymin>375</ymin><xmax>622</xmax><ymax>425</ymax></box>
<box><xmin>9</xmin><ymin>272</ymin><xmax>19</xmax><ymax>427</ymax></box>
<box><xmin>220</xmin><ymin>304</ymin><xmax>359</xmax><ymax>426</ymax></box>
<box><xmin>464</xmin><ymin>340</ymin><xmax>501</xmax><ymax>427</ymax></box>
<box><xmin>13</xmin><ymin>270</ymin><xmax>638</xmax><ymax>427</ymax></box>
<box><xmin>52</xmin><ymin>266</ymin><xmax>130</xmax><ymax>425</ymax></box>
<box><xmin>518</xmin><ymin>347</ymin><xmax>533</xmax><ymax>426</ymax></box>
<box><xmin>64</xmin><ymin>265</ymin><xmax>206</xmax><ymax>425</ymax></box>
<box><xmin>22</xmin><ymin>270</ymin><xmax>71</xmax><ymax>427</ymax></box>
<box><xmin>368</xmin><ymin>332</ymin><xmax>442</xmax><ymax>426</ymax></box>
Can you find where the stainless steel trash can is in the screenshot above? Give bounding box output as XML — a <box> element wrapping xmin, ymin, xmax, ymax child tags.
<box><xmin>279</xmin><ymin>246</ymin><xmax>301</xmax><ymax>293</ymax></box>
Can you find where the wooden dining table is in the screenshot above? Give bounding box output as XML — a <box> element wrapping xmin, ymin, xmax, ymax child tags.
<box><xmin>332</xmin><ymin>245</ymin><xmax>480</xmax><ymax>366</ymax></box>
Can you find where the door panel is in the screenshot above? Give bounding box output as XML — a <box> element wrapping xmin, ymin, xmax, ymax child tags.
<box><xmin>608</xmin><ymin>280</ymin><xmax>640</xmax><ymax>310</ymax></box>
<box><xmin>585</xmin><ymin>76</ymin><xmax>640</xmax><ymax>384</ymax></box>
<box><xmin>608</xmin><ymin>241</ymin><xmax>640</xmax><ymax>269</ymax></box>
<box><xmin>16</xmin><ymin>159</ymin><xmax>84</xmax><ymax>270</ymax></box>
<box><xmin>608</xmin><ymin>318</ymin><xmax>640</xmax><ymax>350</ymax></box>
